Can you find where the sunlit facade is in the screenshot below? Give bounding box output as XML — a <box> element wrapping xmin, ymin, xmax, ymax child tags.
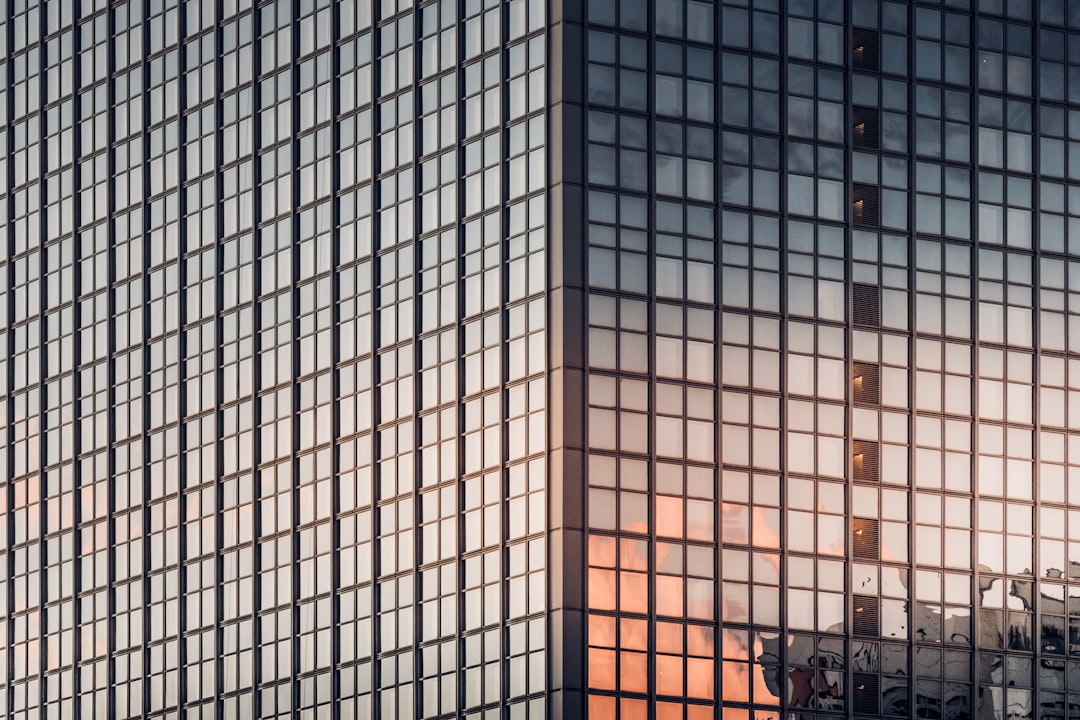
<box><xmin>3</xmin><ymin>0</ymin><xmax>1080</xmax><ymax>719</ymax></box>
<box><xmin>1</xmin><ymin>0</ymin><xmax>555</xmax><ymax>718</ymax></box>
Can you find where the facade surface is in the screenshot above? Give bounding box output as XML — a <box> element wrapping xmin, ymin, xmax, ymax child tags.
<box><xmin>2</xmin><ymin>0</ymin><xmax>554</xmax><ymax>718</ymax></box>
<box><xmin>1</xmin><ymin>0</ymin><xmax>1079</xmax><ymax>719</ymax></box>
<box><xmin>571</xmin><ymin>0</ymin><xmax>1080</xmax><ymax>718</ymax></box>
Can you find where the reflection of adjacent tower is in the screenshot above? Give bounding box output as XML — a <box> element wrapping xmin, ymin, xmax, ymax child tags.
<box><xmin>971</xmin><ymin>559</ymin><xmax>1080</xmax><ymax>720</ymax></box>
<box><xmin>755</xmin><ymin>587</ymin><xmax>978</xmax><ymax>719</ymax></box>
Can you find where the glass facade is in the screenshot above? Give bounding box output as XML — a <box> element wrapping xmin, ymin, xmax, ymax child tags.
<box><xmin>1</xmin><ymin>0</ymin><xmax>553</xmax><ymax>718</ymax></box>
<box><xmin>572</xmin><ymin>0</ymin><xmax>1080</xmax><ymax>719</ymax></box>
<box><xmin>3</xmin><ymin>0</ymin><xmax>1080</xmax><ymax>719</ymax></box>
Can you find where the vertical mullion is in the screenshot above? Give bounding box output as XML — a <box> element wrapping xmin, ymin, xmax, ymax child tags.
<box><xmin>776</xmin><ymin>5</ymin><xmax>790</xmax><ymax>717</ymax></box>
<box><xmin>328</xmin><ymin>2</ymin><xmax>340</xmax><ymax>716</ymax></box>
<box><xmin>966</xmin><ymin>4</ymin><xmax>982</xmax><ymax>720</ymax></box>
<box><xmin>453</xmin><ymin>0</ymin><xmax>466</xmax><ymax>712</ymax></box>
<box><xmin>66</xmin><ymin>2</ymin><xmax>86</xmax><ymax>717</ymax></box>
<box><xmin>905</xmin><ymin>2</ymin><xmax>918</xmax><ymax>716</ymax></box>
<box><xmin>246</xmin><ymin>5</ymin><xmax>263</xmax><ymax>720</ymax></box>
<box><xmin>364</xmin><ymin>0</ymin><xmax>378</xmax><ymax>715</ymax></box>
<box><xmin>968</xmin><ymin>4</ymin><xmax>983</xmax><ymax>720</ymax></box>
<box><xmin>137</xmin><ymin>0</ymin><xmax>152</xmax><ymax>710</ymax></box>
<box><xmin>33</xmin><ymin>0</ymin><xmax>48</xmax><ymax>708</ymax></box>
<box><xmin>95</xmin><ymin>1</ymin><xmax>119</xmax><ymax>717</ymax></box>
<box><xmin>1029</xmin><ymin>5</ymin><xmax>1043</xmax><ymax>715</ymax></box>
<box><xmin>408</xmin><ymin>2</ymin><xmax>422</xmax><ymax>715</ymax></box>
<box><xmin>2</xmin><ymin>1</ymin><xmax>14</xmax><ymax>716</ymax></box>
<box><xmin>356</xmin><ymin>1</ymin><xmax>378</xmax><ymax>715</ymax></box>
<box><xmin>496</xmin><ymin>2</ymin><xmax>509</xmax><ymax>714</ymax></box>
<box><xmin>213</xmin><ymin>3</ymin><xmax>228</xmax><ymax>708</ymax></box>
<box><xmin>174</xmin><ymin>0</ymin><xmax>190</xmax><ymax>712</ymax></box>
<box><xmin>289</xmin><ymin>2</ymin><xmax>302</xmax><ymax>716</ymax></box>
<box><xmin>844</xmin><ymin>3</ymin><xmax>854</xmax><ymax>717</ymax></box>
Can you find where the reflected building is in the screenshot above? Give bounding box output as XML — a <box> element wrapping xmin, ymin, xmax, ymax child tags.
<box><xmin>2</xmin><ymin>0</ymin><xmax>1080</xmax><ymax>719</ymax></box>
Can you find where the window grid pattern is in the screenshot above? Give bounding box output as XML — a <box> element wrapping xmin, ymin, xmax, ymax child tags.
<box><xmin>584</xmin><ymin>1</ymin><xmax>720</xmax><ymax>719</ymax></box>
<box><xmin>0</xmin><ymin>0</ymin><xmax>552</xmax><ymax>719</ymax></box>
<box><xmin>576</xmin><ymin>0</ymin><xmax>1080</xmax><ymax>719</ymax></box>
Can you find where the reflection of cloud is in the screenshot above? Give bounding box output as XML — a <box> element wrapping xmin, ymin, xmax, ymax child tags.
<box><xmin>654</xmin><ymin>542</ymin><xmax>678</xmax><ymax>574</ymax></box>
<box><xmin>721</xmin><ymin>582</ymin><xmax>749</xmax><ymax>624</ymax></box>
<box><xmin>587</xmin><ymin>613</ymin><xmax>613</xmax><ymax>647</ymax></box>
<box><xmin>620</xmin><ymin>571</ymin><xmax>648</xmax><ymax>615</ymax></box>
<box><xmin>751</xmin><ymin>507</ymin><xmax>782</xmax><ymax>558</ymax></box>
<box><xmin>587</xmin><ymin>568</ymin><xmax>616</xmax><ymax>611</ymax></box>
<box><xmin>686</xmin><ymin>501</ymin><xmax>713</xmax><ymax>542</ymax></box>
<box><xmin>686</xmin><ymin>578</ymin><xmax>714</xmax><ymax>621</ymax></box>
<box><xmin>621</xmin><ymin>538</ymin><xmax>648</xmax><ymax>572</ymax></box>
<box><xmin>688</xmin><ymin>623</ymin><xmax>713</xmax><ymax>656</ymax></box>
<box><xmin>722</xmin><ymin>503</ymin><xmax>749</xmax><ymax>544</ymax></box>
<box><xmin>621</xmin><ymin>617</ymin><xmax>647</xmax><ymax>651</ymax></box>
<box><xmin>656</xmin><ymin>575</ymin><xmax>684</xmax><ymax>617</ymax></box>
<box><xmin>723</xmin><ymin>658</ymin><xmax>750</xmax><ymax>702</ymax></box>
<box><xmin>656</xmin><ymin>496</ymin><xmax>683</xmax><ymax>538</ymax></box>
<box><xmin>589</xmin><ymin>535</ymin><xmax>615</xmax><ymax>567</ymax></box>
<box><xmin>722</xmin><ymin>627</ymin><xmax>750</xmax><ymax>660</ymax></box>
<box><xmin>821</xmin><ymin>522</ymin><xmax>846</xmax><ymax>556</ymax></box>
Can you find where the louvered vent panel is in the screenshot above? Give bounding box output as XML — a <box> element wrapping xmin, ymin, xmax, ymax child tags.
<box><xmin>853</xmin><ymin>29</ymin><xmax>880</xmax><ymax>71</ymax></box>
<box><xmin>853</xmin><ymin>440</ymin><xmax>880</xmax><ymax>483</ymax></box>
<box><xmin>853</xmin><ymin>518</ymin><xmax>880</xmax><ymax>560</ymax></box>
<box><xmin>853</xmin><ymin>596</ymin><xmax>880</xmax><ymax>637</ymax></box>
<box><xmin>853</xmin><ymin>674</ymin><xmax>881</xmax><ymax>715</ymax></box>
<box><xmin>852</xmin><ymin>283</ymin><xmax>881</xmax><ymax>328</ymax></box>
<box><xmin>852</xmin><ymin>362</ymin><xmax>881</xmax><ymax>406</ymax></box>
<box><xmin>852</xmin><ymin>184</ymin><xmax>880</xmax><ymax>227</ymax></box>
<box><xmin>853</xmin><ymin>107</ymin><xmax>880</xmax><ymax>149</ymax></box>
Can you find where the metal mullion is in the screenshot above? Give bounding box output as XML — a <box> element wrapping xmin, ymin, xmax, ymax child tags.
<box><xmin>66</xmin><ymin>2</ymin><xmax>87</xmax><ymax>717</ymax></box>
<box><xmin>31</xmin><ymin>0</ymin><xmax>49</xmax><ymax>713</ymax></box>
<box><xmin>903</xmin><ymin>3</ymin><xmax>918</xmax><ymax>717</ymax></box>
<box><xmin>576</xmin><ymin>136</ymin><xmax>590</xmax><ymax>712</ymax></box>
<box><xmin>495</xmin><ymin>1</ymin><xmax>511</xmax><ymax>709</ymax></box>
<box><xmin>339</xmin><ymin>1</ymin><xmax>379</xmax><ymax>715</ymax></box>
<box><xmin>2</xmin><ymin>1</ymin><xmax>15</xmax><ymax>716</ymax></box>
<box><xmin>1029</xmin><ymin>5</ymin><xmax>1043</xmax><ymax>716</ymax></box>
<box><xmin>967</xmin><ymin>4</ymin><xmax>983</xmax><ymax>718</ymax></box>
<box><xmin>369</xmin><ymin>0</ymin><xmax>387</xmax><ymax>714</ymax></box>
<box><xmin>222</xmin><ymin>2</ymin><xmax>264</xmax><ymax>714</ymax></box>
<box><xmin>406</xmin><ymin>2</ymin><xmax>423</xmax><ymax>712</ymax></box>
<box><xmin>134</xmin><ymin>0</ymin><xmax>154</xmax><ymax>713</ymax></box>
<box><xmin>171</xmin><ymin>0</ymin><xmax>195</xmax><ymax>713</ymax></box>
<box><xmin>843</xmin><ymin>1</ymin><xmax>856</xmax><ymax>716</ymax></box>
<box><xmin>710</xmin><ymin>1</ymin><xmax>723</xmax><ymax>712</ymax></box>
<box><xmin>21</xmin><ymin>2</ymin><xmax>51</xmax><ymax>712</ymax></box>
<box><xmin>288</xmin><ymin>2</ymin><xmax>302</xmax><ymax>715</ymax></box>
<box><xmin>240</xmin><ymin>3</ymin><xmax>263</xmax><ymax>715</ymax></box>
<box><xmin>774</xmin><ymin>5</ymin><xmax>790</xmax><ymax>718</ymax></box>
<box><xmin>646</xmin><ymin>0</ymin><xmax>659</xmax><ymax>711</ymax></box>
<box><xmin>517</xmin><ymin>13</ymin><xmax>560</xmax><ymax>699</ymax></box>
<box><xmin>453</xmin><ymin>0</ymin><xmax>468</xmax><ymax>711</ymax></box>
<box><xmin>214</xmin><ymin>1</ymin><xmax>233</xmax><ymax>704</ymax></box>
<box><xmin>326</xmin><ymin>3</ymin><xmax>340</xmax><ymax>717</ymax></box>
<box><xmin>95</xmin><ymin>0</ymin><xmax>125</xmax><ymax>714</ymax></box>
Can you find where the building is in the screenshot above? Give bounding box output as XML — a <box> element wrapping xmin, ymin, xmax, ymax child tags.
<box><xmin>1</xmin><ymin>0</ymin><xmax>1077</xmax><ymax>719</ymax></box>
